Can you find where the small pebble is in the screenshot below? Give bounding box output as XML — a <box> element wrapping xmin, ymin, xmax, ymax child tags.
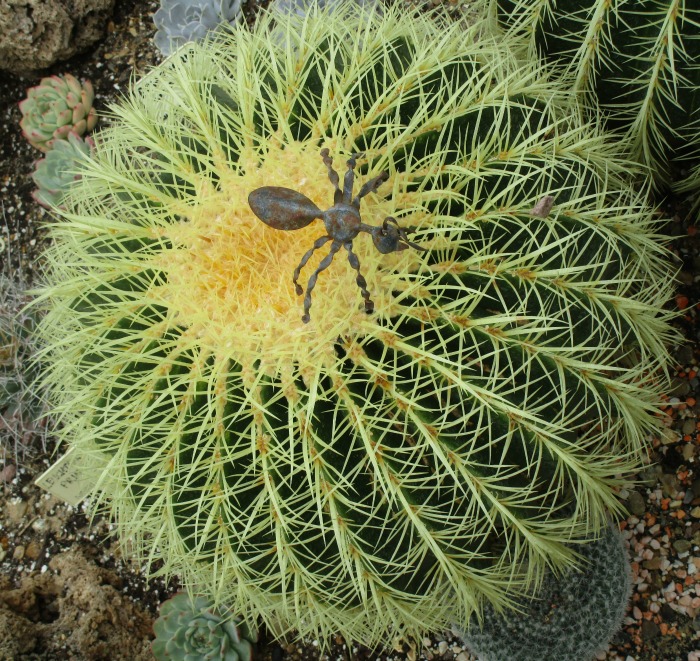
<box><xmin>5</xmin><ymin>499</ymin><xmax>28</xmax><ymax>524</ymax></box>
<box><xmin>660</xmin><ymin>428</ymin><xmax>680</xmax><ymax>445</ymax></box>
<box><xmin>660</xmin><ymin>473</ymin><xmax>682</xmax><ymax>498</ymax></box>
<box><xmin>682</xmin><ymin>418</ymin><xmax>696</xmax><ymax>435</ymax></box>
<box><xmin>0</xmin><ymin>463</ymin><xmax>16</xmax><ymax>482</ymax></box>
<box><xmin>24</xmin><ymin>540</ymin><xmax>42</xmax><ymax>560</ymax></box>
<box><xmin>674</xmin><ymin>539</ymin><xmax>692</xmax><ymax>554</ymax></box>
<box><xmin>627</xmin><ymin>490</ymin><xmax>646</xmax><ymax>516</ymax></box>
<box><xmin>641</xmin><ymin>619</ymin><xmax>660</xmax><ymax>639</ymax></box>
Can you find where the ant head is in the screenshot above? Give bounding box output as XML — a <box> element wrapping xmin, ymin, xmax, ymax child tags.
<box><xmin>370</xmin><ymin>217</ymin><xmax>409</xmax><ymax>254</ymax></box>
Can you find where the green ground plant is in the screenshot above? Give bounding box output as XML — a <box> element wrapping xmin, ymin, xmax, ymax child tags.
<box><xmin>31</xmin><ymin>132</ymin><xmax>95</xmax><ymax>210</ymax></box>
<box><xmin>36</xmin><ymin>5</ymin><xmax>676</xmax><ymax>647</ymax></box>
<box><xmin>152</xmin><ymin>592</ymin><xmax>256</xmax><ymax>661</ymax></box>
<box><xmin>19</xmin><ymin>74</ymin><xmax>97</xmax><ymax>153</ymax></box>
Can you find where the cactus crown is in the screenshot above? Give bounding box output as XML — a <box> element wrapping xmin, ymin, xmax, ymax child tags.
<box><xmin>37</xmin><ymin>5</ymin><xmax>676</xmax><ymax>647</ymax></box>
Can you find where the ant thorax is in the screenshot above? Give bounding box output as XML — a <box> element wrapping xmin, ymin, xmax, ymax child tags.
<box><xmin>322</xmin><ymin>204</ymin><xmax>362</xmax><ymax>242</ymax></box>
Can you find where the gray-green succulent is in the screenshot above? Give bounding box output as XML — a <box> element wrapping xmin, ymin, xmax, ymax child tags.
<box><xmin>19</xmin><ymin>74</ymin><xmax>98</xmax><ymax>153</ymax></box>
<box><xmin>31</xmin><ymin>132</ymin><xmax>95</xmax><ymax>210</ymax></box>
<box><xmin>453</xmin><ymin>523</ymin><xmax>632</xmax><ymax>661</ymax></box>
<box><xmin>154</xmin><ymin>0</ymin><xmax>244</xmax><ymax>56</ymax></box>
<box><xmin>153</xmin><ymin>592</ymin><xmax>257</xmax><ymax>661</ymax></box>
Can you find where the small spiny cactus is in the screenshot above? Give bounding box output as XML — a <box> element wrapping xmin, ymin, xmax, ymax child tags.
<box><xmin>36</xmin><ymin>5</ymin><xmax>676</xmax><ymax>647</ymax></box>
<box><xmin>453</xmin><ymin>523</ymin><xmax>632</xmax><ymax>661</ymax></box>
<box><xmin>489</xmin><ymin>0</ymin><xmax>700</xmax><ymax>190</ymax></box>
<box><xmin>19</xmin><ymin>74</ymin><xmax>97</xmax><ymax>153</ymax></box>
<box><xmin>153</xmin><ymin>592</ymin><xmax>257</xmax><ymax>661</ymax></box>
<box><xmin>154</xmin><ymin>0</ymin><xmax>244</xmax><ymax>56</ymax></box>
<box><xmin>0</xmin><ymin>276</ymin><xmax>48</xmax><ymax>458</ymax></box>
<box><xmin>31</xmin><ymin>132</ymin><xmax>95</xmax><ymax>210</ymax></box>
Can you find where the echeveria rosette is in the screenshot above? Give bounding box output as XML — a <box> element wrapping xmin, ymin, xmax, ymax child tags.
<box><xmin>19</xmin><ymin>74</ymin><xmax>97</xmax><ymax>153</ymax></box>
<box><xmin>270</xmin><ymin>0</ymin><xmax>380</xmax><ymax>19</ymax></box>
<box><xmin>153</xmin><ymin>592</ymin><xmax>256</xmax><ymax>661</ymax></box>
<box><xmin>37</xmin><ymin>5</ymin><xmax>676</xmax><ymax>648</ymax></box>
<box><xmin>31</xmin><ymin>132</ymin><xmax>95</xmax><ymax>210</ymax></box>
<box><xmin>154</xmin><ymin>0</ymin><xmax>244</xmax><ymax>56</ymax></box>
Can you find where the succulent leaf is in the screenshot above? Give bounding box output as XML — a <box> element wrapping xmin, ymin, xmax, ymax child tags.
<box><xmin>19</xmin><ymin>74</ymin><xmax>97</xmax><ymax>153</ymax></box>
<box><xmin>31</xmin><ymin>132</ymin><xmax>95</xmax><ymax>210</ymax></box>
<box><xmin>36</xmin><ymin>6</ymin><xmax>677</xmax><ymax>647</ymax></box>
<box><xmin>154</xmin><ymin>0</ymin><xmax>244</xmax><ymax>56</ymax></box>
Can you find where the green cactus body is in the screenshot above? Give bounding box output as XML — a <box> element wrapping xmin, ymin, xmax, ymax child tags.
<box><xmin>492</xmin><ymin>0</ymin><xmax>700</xmax><ymax>188</ymax></box>
<box><xmin>38</xmin><ymin>6</ymin><xmax>675</xmax><ymax>645</ymax></box>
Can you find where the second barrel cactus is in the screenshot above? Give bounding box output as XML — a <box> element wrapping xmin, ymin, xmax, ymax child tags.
<box><xmin>37</xmin><ymin>5</ymin><xmax>675</xmax><ymax>647</ymax></box>
<box><xmin>491</xmin><ymin>0</ymin><xmax>700</xmax><ymax>190</ymax></box>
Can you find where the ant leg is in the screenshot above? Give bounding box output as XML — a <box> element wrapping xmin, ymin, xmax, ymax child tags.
<box><xmin>344</xmin><ymin>242</ymin><xmax>374</xmax><ymax>314</ymax></box>
<box><xmin>353</xmin><ymin>171</ymin><xmax>389</xmax><ymax>208</ymax></box>
<box><xmin>320</xmin><ymin>148</ymin><xmax>342</xmax><ymax>205</ymax></box>
<box><xmin>342</xmin><ymin>152</ymin><xmax>364</xmax><ymax>205</ymax></box>
<box><xmin>293</xmin><ymin>235</ymin><xmax>332</xmax><ymax>296</ymax></box>
<box><xmin>301</xmin><ymin>240</ymin><xmax>342</xmax><ymax>323</ymax></box>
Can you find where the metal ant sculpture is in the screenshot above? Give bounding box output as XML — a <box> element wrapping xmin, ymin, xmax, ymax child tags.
<box><xmin>248</xmin><ymin>149</ymin><xmax>426</xmax><ymax>323</ymax></box>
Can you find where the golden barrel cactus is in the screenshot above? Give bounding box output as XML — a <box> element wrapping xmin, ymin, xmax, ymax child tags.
<box><xmin>37</xmin><ymin>5</ymin><xmax>676</xmax><ymax>646</ymax></box>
